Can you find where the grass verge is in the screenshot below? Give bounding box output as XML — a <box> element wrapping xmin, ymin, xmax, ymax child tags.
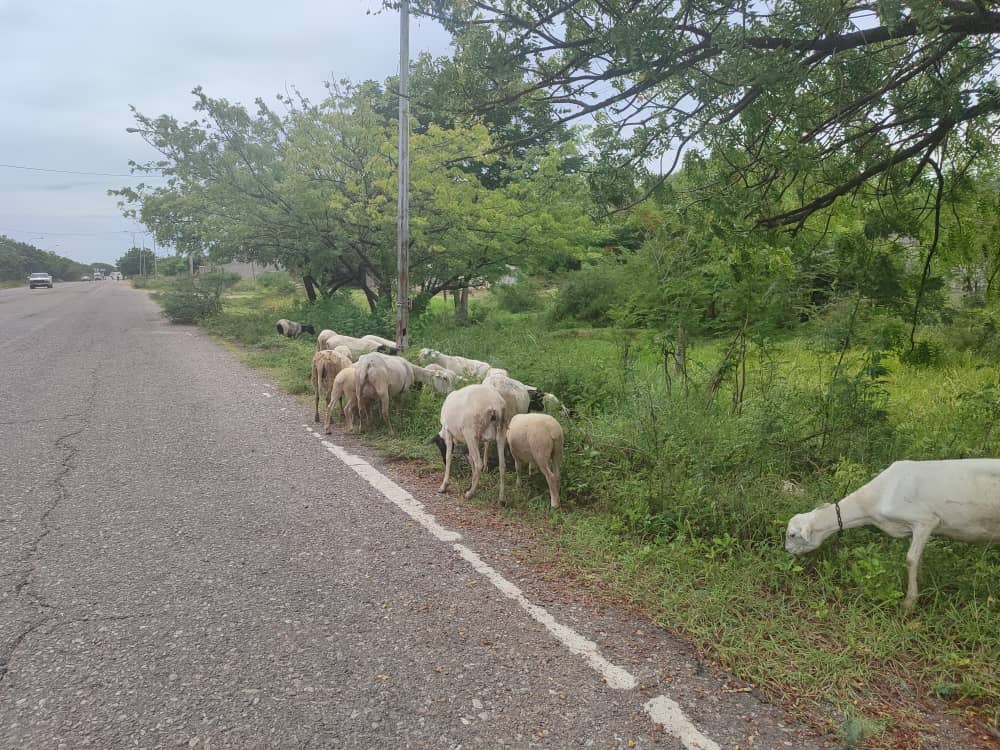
<box><xmin>190</xmin><ymin>282</ymin><xmax>998</xmax><ymax>748</ymax></box>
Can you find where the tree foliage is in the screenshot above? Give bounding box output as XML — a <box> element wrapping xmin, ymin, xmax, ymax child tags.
<box><xmin>403</xmin><ymin>0</ymin><xmax>1000</xmax><ymax>228</ymax></box>
<box><xmin>114</xmin><ymin>81</ymin><xmax>593</xmax><ymax>311</ymax></box>
<box><xmin>0</xmin><ymin>236</ymin><xmax>92</xmax><ymax>282</ymax></box>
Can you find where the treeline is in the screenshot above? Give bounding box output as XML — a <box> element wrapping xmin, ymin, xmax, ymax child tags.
<box><xmin>115</xmin><ymin>48</ymin><xmax>593</xmax><ymax>318</ymax></box>
<box><xmin>0</xmin><ymin>236</ymin><xmax>92</xmax><ymax>282</ymax></box>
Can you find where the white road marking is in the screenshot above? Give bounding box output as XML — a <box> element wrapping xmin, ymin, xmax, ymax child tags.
<box><xmin>645</xmin><ymin>696</ymin><xmax>721</xmax><ymax>750</ymax></box>
<box><xmin>453</xmin><ymin>543</ymin><xmax>637</xmax><ymax>690</ymax></box>
<box><xmin>305</xmin><ymin>425</ymin><xmax>720</xmax><ymax>747</ymax></box>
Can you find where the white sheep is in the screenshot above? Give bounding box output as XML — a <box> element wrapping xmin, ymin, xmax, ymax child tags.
<box><xmin>541</xmin><ymin>392</ymin><xmax>569</xmax><ymax>416</ymax></box>
<box><xmin>325</xmin><ymin>366</ymin><xmax>359</xmax><ymax>433</ymax></box>
<box><xmin>332</xmin><ymin>344</ymin><xmax>354</xmax><ymax>362</ymax></box>
<box><xmin>321</xmin><ymin>333</ymin><xmax>397</xmax><ymax>359</ymax></box>
<box><xmin>785</xmin><ymin>459</ymin><xmax>1000</xmax><ymax>611</ymax></box>
<box><xmin>410</xmin><ymin>363</ymin><xmax>458</xmax><ymax>396</ymax></box>
<box><xmin>417</xmin><ymin>348</ymin><xmax>492</xmax><ymax>380</ymax></box>
<box><xmin>310</xmin><ymin>349</ymin><xmax>353</xmax><ymax>424</ymax></box>
<box><xmin>315</xmin><ymin>328</ymin><xmax>338</xmax><ymax>351</ymax></box>
<box><xmin>277</xmin><ymin>319</ymin><xmax>316</xmax><ymax>338</ymax></box>
<box><xmin>482</xmin><ymin>368</ymin><xmax>531</xmax><ymax>419</ymax></box>
<box><xmin>361</xmin><ymin>334</ymin><xmax>398</xmax><ymax>349</ymax></box>
<box><xmin>433</xmin><ymin>384</ymin><xmax>508</xmax><ymax>502</ymax></box>
<box><xmin>353</xmin><ymin>352</ymin><xmax>415</xmax><ymax>434</ymax></box>
<box><xmin>507</xmin><ymin>413</ymin><xmax>564</xmax><ymax>509</ymax></box>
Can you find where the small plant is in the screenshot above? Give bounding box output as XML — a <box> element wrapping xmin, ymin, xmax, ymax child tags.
<box><xmin>843</xmin><ymin>543</ymin><xmax>904</xmax><ymax>605</ymax></box>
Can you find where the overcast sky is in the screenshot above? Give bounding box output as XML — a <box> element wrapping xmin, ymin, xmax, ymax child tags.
<box><xmin>0</xmin><ymin>0</ymin><xmax>452</xmax><ymax>267</ymax></box>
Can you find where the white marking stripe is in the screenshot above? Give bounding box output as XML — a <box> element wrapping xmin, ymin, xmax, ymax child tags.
<box><xmin>645</xmin><ymin>696</ymin><xmax>721</xmax><ymax>750</ymax></box>
<box><xmin>453</xmin><ymin>543</ymin><xmax>637</xmax><ymax>690</ymax></box>
<box><xmin>305</xmin><ymin>426</ymin><xmax>719</xmax><ymax>746</ymax></box>
<box><xmin>306</xmin><ymin>428</ymin><xmax>459</xmax><ymax>542</ymax></box>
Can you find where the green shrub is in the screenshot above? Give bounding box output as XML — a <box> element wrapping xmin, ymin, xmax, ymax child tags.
<box><xmin>492</xmin><ymin>278</ymin><xmax>544</xmax><ymax>313</ymax></box>
<box><xmin>290</xmin><ymin>290</ymin><xmax>393</xmax><ymax>338</ymax></box>
<box><xmin>159</xmin><ymin>272</ymin><xmax>240</xmax><ymax>324</ymax></box>
<box><xmin>255</xmin><ymin>271</ymin><xmax>297</xmax><ymax>295</ymax></box>
<box><xmin>550</xmin><ymin>264</ymin><xmax>624</xmax><ymax>326</ymax></box>
<box><xmin>160</xmin><ymin>281</ymin><xmax>223</xmax><ymax>323</ymax></box>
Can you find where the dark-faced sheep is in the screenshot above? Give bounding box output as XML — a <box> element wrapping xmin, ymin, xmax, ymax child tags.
<box><xmin>277</xmin><ymin>319</ymin><xmax>316</xmax><ymax>338</ymax></box>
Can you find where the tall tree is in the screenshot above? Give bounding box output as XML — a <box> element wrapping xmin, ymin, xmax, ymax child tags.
<box><xmin>115</xmin><ymin>82</ymin><xmax>592</xmax><ymax>311</ymax></box>
<box><xmin>401</xmin><ymin>1</ymin><xmax>1000</xmax><ymax>229</ymax></box>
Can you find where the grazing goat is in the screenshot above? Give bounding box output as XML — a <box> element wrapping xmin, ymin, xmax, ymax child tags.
<box><xmin>310</xmin><ymin>349</ymin><xmax>352</xmax><ymax>424</ymax></box>
<box><xmin>353</xmin><ymin>352</ymin><xmax>414</xmax><ymax>434</ymax></box>
<box><xmin>433</xmin><ymin>384</ymin><xmax>508</xmax><ymax>502</ymax></box>
<box><xmin>325</xmin><ymin>366</ymin><xmax>359</xmax><ymax>433</ymax></box>
<box><xmin>507</xmin><ymin>413</ymin><xmax>564</xmax><ymax>509</ymax></box>
<box><xmin>785</xmin><ymin>459</ymin><xmax>1000</xmax><ymax>611</ymax></box>
<box><xmin>417</xmin><ymin>348</ymin><xmax>491</xmax><ymax>380</ymax></box>
<box><xmin>276</xmin><ymin>319</ymin><xmax>316</xmax><ymax>338</ymax></box>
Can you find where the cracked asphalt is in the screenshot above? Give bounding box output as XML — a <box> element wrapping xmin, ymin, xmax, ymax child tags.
<box><xmin>0</xmin><ymin>281</ymin><xmax>846</xmax><ymax>750</ymax></box>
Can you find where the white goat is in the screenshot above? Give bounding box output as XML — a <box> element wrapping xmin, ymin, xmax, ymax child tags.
<box><xmin>417</xmin><ymin>348</ymin><xmax>491</xmax><ymax>380</ymax></box>
<box><xmin>353</xmin><ymin>352</ymin><xmax>414</xmax><ymax>434</ymax></box>
<box><xmin>508</xmin><ymin>413</ymin><xmax>564</xmax><ymax>509</ymax></box>
<box><xmin>325</xmin><ymin>366</ymin><xmax>359</xmax><ymax>433</ymax></box>
<box><xmin>277</xmin><ymin>319</ymin><xmax>315</xmax><ymax>338</ymax></box>
<box><xmin>433</xmin><ymin>384</ymin><xmax>508</xmax><ymax>502</ymax></box>
<box><xmin>310</xmin><ymin>349</ymin><xmax>352</xmax><ymax>424</ymax></box>
<box><xmin>785</xmin><ymin>459</ymin><xmax>1000</xmax><ymax>611</ymax></box>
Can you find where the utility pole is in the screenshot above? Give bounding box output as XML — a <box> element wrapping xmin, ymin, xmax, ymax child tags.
<box><xmin>152</xmin><ymin>235</ymin><xmax>157</xmax><ymax>277</ymax></box>
<box><xmin>395</xmin><ymin>0</ymin><xmax>410</xmax><ymax>351</ymax></box>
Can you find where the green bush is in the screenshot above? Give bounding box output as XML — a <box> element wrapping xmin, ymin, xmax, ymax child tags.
<box><xmin>550</xmin><ymin>264</ymin><xmax>624</xmax><ymax>327</ymax></box>
<box><xmin>159</xmin><ymin>273</ymin><xmax>240</xmax><ymax>324</ymax></box>
<box><xmin>492</xmin><ymin>278</ymin><xmax>544</xmax><ymax>313</ymax></box>
<box><xmin>255</xmin><ymin>271</ymin><xmax>297</xmax><ymax>295</ymax></box>
<box><xmin>290</xmin><ymin>290</ymin><xmax>393</xmax><ymax>338</ymax></box>
<box><xmin>160</xmin><ymin>281</ymin><xmax>222</xmax><ymax>323</ymax></box>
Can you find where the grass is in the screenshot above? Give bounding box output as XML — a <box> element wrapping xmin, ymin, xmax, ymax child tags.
<box><xmin>188</xmin><ymin>280</ymin><xmax>998</xmax><ymax>748</ymax></box>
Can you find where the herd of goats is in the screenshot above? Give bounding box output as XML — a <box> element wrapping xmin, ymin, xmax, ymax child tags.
<box><xmin>277</xmin><ymin>318</ymin><xmax>1000</xmax><ymax>611</ymax></box>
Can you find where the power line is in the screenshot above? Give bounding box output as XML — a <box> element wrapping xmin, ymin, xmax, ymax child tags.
<box><xmin>0</xmin><ymin>162</ymin><xmax>162</xmax><ymax>178</ymax></box>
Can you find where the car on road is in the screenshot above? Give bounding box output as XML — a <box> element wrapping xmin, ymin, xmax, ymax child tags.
<box><xmin>28</xmin><ymin>272</ymin><xmax>54</xmax><ymax>289</ymax></box>
<box><xmin>80</xmin><ymin>275</ymin><xmax>91</xmax><ymax>281</ymax></box>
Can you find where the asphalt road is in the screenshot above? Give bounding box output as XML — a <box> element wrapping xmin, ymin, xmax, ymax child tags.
<box><xmin>0</xmin><ymin>281</ymin><xmax>831</xmax><ymax>749</ymax></box>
